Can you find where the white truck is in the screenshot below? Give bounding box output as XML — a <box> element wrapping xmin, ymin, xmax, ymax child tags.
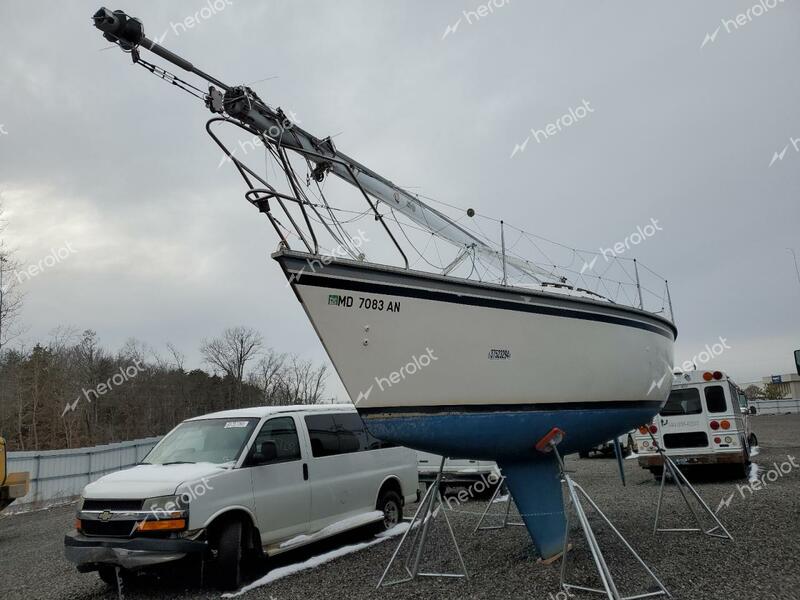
<box><xmin>64</xmin><ymin>404</ymin><xmax>418</xmax><ymax>590</ymax></box>
<box><xmin>633</xmin><ymin>370</ymin><xmax>757</xmax><ymax>479</ymax></box>
<box><xmin>416</xmin><ymin>451</ymin><xmax>500</xmax><ymax>497</ymax></box>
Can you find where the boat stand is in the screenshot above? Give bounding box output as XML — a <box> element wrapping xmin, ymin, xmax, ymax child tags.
<box><xmin>649</xmin><ymin>435</ymin><xmax>733</xmax><ymax>540</ymax></box>
<box><xmin>113</xmin><ymin>566</ymin><xmax>125</xmax><ymax>600</ymax></box>
<box><xmin>538</xmin><ymin>429</ymin><xmax>671</xmax><ymax>600</ymax></box>
<box><xmin>377</xmin><ymin>457</ymin><xmax>469</xmax><ymax>588</ymax></box>
<box><xmin>473</xmin><ymin>475</ymin><xmax>525</xmax><ymax>532</ymax></box>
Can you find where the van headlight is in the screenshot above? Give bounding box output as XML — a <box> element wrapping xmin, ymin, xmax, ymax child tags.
<box><xmin>143</xmin><ymin>494</ymin><xmax>187</xmax><ymax>515</ymax></box>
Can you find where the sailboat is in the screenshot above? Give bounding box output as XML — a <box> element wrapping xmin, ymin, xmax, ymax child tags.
<box><xmin>92</xmin><ymin>7</ymin><xmax>676</xmax><ymax>560</ymax></box>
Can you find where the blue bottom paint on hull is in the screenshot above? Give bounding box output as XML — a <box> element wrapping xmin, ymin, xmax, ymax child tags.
<box><xmin>361</xmin><ymin>403</ymin><xmax>659</xmax><ymax>559</ymax></box>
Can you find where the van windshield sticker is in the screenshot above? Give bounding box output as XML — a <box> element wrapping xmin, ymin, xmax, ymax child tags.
<box><xmin>224</xmin><ymin>421</ymin><xmax>250</xmax><ymax>428</ymax></box>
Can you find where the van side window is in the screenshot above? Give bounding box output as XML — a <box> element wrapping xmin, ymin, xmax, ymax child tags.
<box><xmin>333</xmin><ymin>413</ymin><xmax>369</xmax><ymax>453</ymax></box>
<box><xmin>660</xmin><ymin>388</ymin><xmax>702</xmax><ymax>416</ymax></box>
<box><xmin>305</xmin><ymin>414</ymin><xmax>341</xmax><ymax>457</ymax></box>
<box><xmin>705</xmin><ymin>385</ymin><xmax>727</xmax><ymax>414</ymax></box>
<box><xmin>247</xmin><ymin>417</ymin><xmax>301</xmax><ymax>465</ymax></box>
<box><xmin>305</xmin><ymin>413</ymin><xmax>399</xmax><ymax>456</ymax></box>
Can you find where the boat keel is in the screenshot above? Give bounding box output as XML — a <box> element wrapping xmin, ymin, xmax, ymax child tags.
<box><xmin>497</xmin><ymin>458</ymin><xmax>565</xmax><ymax>560</ymax></box>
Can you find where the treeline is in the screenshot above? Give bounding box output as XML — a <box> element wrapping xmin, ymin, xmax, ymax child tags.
<box><xmin>0</xmin><ymin>327</ymin><xmax>328</xmax><ymax>452</ymax></box>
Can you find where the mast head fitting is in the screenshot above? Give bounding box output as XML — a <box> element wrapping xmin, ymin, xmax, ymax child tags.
<box><xmin>93</xmin><ymin>8</ymin><xmax>144</xmax><ymax>50</ymax></box>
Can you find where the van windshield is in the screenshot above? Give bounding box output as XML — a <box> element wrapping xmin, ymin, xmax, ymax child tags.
<box><xmin>143</xmin><ymin>418</ymin><xmax>259</xmax><ymax>465</ymax></box>
<box><xmin>660</xmin><ymin>388</ymin><xmax>703</xmax><ymax>416</ymax></box>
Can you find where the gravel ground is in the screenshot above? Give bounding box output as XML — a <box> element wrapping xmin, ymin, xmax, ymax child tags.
<box><xmin>1</xmin><ymin>415</ymin><xmax>798</xmax><ymax>600</ymax></box>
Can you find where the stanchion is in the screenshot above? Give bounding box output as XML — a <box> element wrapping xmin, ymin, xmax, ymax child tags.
<box><xmin>473</xmin><ymin>475</ymin><xmax>525</xmax><ymax>532</ymax></box>
<box><xmin>537</xmin><ymin>428</ymin><xmax>671</xmax><ymax>600</ymax></box>
<box><xmin>648</xmin><ymin>432</ymin><xmax>733</xmax><ymax>540</ymax></box>
<box><xmin>377</xmin><ymin>457</ymin><xmax>468</xmax><ymax>588</ymax></box>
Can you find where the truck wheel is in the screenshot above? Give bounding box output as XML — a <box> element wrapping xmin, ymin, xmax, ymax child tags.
<box><xmin>376</xmin><ymin>489</ymin><xmax>403</xmax><ymax>531</ymax></box>
<box><xmin>578</xmin><ymin>451</ymin><xmax>589</xmax><ymax>459</ymax></box>
<box><xmin>97</xmin><ymin>566</ymin><xmax>127</xmax><ymax>588</ymax></box>
<box><xmin>215</xmin><ymin>520</ymin><xmax>243</xmax><ymax>591</ymax></box>
<box><xmin>748</xmin><ymin>433</ymin><xmax>758</xmax><ymax>448</ymax></box>
<box><xmin>650</xmin><ymin>467</ymin><xmax>663</xmax><ymax>481</ymax></box>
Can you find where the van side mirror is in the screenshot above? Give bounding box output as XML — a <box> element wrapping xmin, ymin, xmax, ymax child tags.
<box><xmin>248</xmin><ymin>441</ymin><xmax>278</xmax><ymax>466</ymax></box>
<box><xmin>748</xmin><ymin>406</ymin><xmax>757</xmax><ymax>415</ymax></box>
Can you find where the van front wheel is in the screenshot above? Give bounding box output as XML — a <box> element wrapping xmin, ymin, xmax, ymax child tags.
<box><xmin>376</xmin><ymin>490</ymin><xmax>403</xmax><ymax>531</ymax></box>
<box><xmin>215</xmin><ymin>520</ymin><xmax>243</xmax><ymax>591</ymax></box>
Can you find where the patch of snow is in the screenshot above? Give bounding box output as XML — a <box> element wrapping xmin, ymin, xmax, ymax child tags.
<box><xmin>748</xmin><ymin>463</ymin><xmax>760</xmax><ymax>483</ymax></box>
<box><xmin>278</xmin><ymin>511</ymin><xmax>383</xmax><ymax>549</ymax></box>
<box><xmin>625</xmin><ymin>451</ymin><xmax>639</xmax><ymax>460</ymax></box>
<box><xmin>1</xmin><ymin>497</ymin><xmax>79</xmax><ymax>516</ymax></box>
<box><xmin>224</xmin><ymin>522</ymin><xmax>409</xmax><ymax>598</ymax></box>
<box><xmin>492</xmin><ymin>494</ymin><xmax>510</xmax><ymax>504</ymax></box>
<box><xmin>750</xmin><ymin>446</ymin><xmax>760</xmax><ymax>458</ymax></box>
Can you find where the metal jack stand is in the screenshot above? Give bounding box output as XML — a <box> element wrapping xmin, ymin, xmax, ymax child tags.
<box><xmin>473</xmin><ymin>475</ymin><xmax>525</xmax><ymax>532</ymax></box>
<box><xmin>649</xmin><ymin>433</ymin><xmax>733</xmax><ymax>540</ymax></box>
<box><xmin>377</xmin><ymin>457</ymin><xmax>469</xmax><ymax>588</ymax></box>
<box><xmin>538</xmin><ymin>429</ymin><xmax>670</xmax><ymax>600</ymax></box>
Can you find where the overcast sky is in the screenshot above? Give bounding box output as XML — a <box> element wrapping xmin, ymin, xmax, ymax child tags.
<box><xmin>0</xmin><ymin>0</ymin><xmax>798</xmax><ymax>399</ymax></box>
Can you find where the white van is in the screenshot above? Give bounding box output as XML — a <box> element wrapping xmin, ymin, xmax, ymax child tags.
<box><xmin>634</xmin><ymin>371</ymin><xmax>757</xmax><ymax>479</ymax></box>
<box><xmin>64</xmin><ymin>404</ymin><xmax>418</xmax><ymax>590</ymax></box>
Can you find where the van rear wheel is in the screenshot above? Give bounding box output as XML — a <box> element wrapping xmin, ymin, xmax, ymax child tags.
<box><xmin>376</xmin><ymin>490</ymin><xmax>403</xmax><ymax>531</ymax></box>
<box><xmin>214</xmin><ymin>520</ymin><xmax>243</xmax><ymax>591</ymax></box>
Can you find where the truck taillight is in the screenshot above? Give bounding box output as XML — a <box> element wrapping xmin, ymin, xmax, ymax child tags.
<box><xmin>710</xmin><ymin>420</ymin><xmax>720</xmax><ymax>430</ymax></box>
<box><xmin>720</xmin><ymin>420</ymin><xmax>731</xmax><ymax>430</ymax></box>
<box><xmin>638</xmin><ymin>426</ymin><xmax>649</xmax><ymax>434</ymax></box>
<box><xmin>713</xmin><ymin>437</ymin><xmax>721</xmax><ymax>444</ymax></box>
<box><xmin>74</xmin><ymin>519</ymin><xmax>82</xmax><ymax>531</ymax></box>
<box><xmin>648</xmin><ymin>425</ymin><xmax>658</xmax><ymax>434</ymax></box>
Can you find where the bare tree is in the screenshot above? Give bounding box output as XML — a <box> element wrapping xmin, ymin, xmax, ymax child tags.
<box><xmin>0</xmin><ymin>246</ymin><xmax>24</xmax><ymax>355</ymax></box>
<box><xmin>251</xmin><ymin>349</ymin><xmax>287</xmax><ymax>404</ymax></box>
<box><xmin>200</xmin><ymin>327</ymin><xmax>263</xmax><ymax>408</ymax></box>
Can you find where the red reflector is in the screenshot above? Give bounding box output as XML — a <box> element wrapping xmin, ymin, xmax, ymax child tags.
<box><xmin>648</xmin><ymin>425</ymin><xmax>658</xmax><ymax>434</ymax></box>
<box><xmin>535</xmin><ymin>427</ymin><xmax>565</xmax><ymax>453</ymax></box>
<box><xmin>712</xmin><ymin>371</ymin><xmax>723</xmax><ymax>380</ymax></box>
<box><xmin>703</xmin><ymin>372</ymin><xmax>713</xmax><ymax>381</ymax></box>
<box><xmin>710</xmin><ymin>420</ymin><xmax>720</xmax><ymax>430</ymax></box>
<box><xmin>714</xmin><ymin>437</ymin><xmax>721</xmax><ymax>444</ymax></box>
<box><xmin>720</xmin><ymin>420</ymin><xmax>731</xmax><ymax>430</ymax></box>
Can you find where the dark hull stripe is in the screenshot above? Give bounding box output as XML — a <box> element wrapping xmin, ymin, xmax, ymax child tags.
<box><xmin>358</xmin><ymin>400</ymin><xmax>665</xmax><ymax>417</ymax></box>
<box><xmin>291</xmin><ymin>272</ymin><xmax>675</xmax><ymax>340</ymax></box>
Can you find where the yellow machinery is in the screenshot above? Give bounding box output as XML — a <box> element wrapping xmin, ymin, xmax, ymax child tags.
<box><xmin>0</xmin><ymin>436</ymin><xmax>30</xmax><ymax>513</ymax></box>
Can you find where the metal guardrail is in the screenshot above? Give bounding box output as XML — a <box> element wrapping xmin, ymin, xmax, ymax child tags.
<box><xmin>750</xmin><ymin>398</ymin><xmax>800</xmax><ymax>415</ymax></box>
<box><xmin>5</xmin><ymin>436</ymin><xmax>162</xmax><ymax>509</ymax></box>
